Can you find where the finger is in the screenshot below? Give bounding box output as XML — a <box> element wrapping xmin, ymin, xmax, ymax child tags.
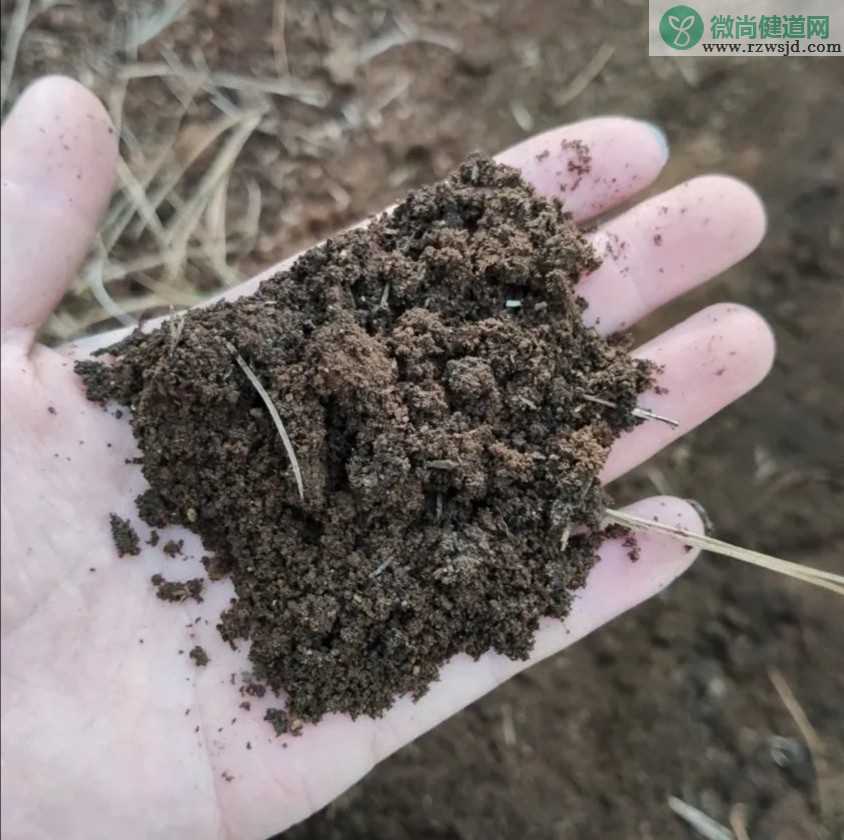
<box><xmin>579</xmin><ymin>175</ymin><xmax>767</xmax><ymax>334</ymax></box>
<box><xmin>1</xmin><ymin>76</ymin><xmax>118</xmax><ymax>344</ymax></box>
<box><xmin>601</xmin><ymin>303</ymin><xmax>775</xmax><ymax>484</ymax></box>
<box><xmin>497</xmin><ymin>116</ymin><xmax>670</xmax><ymax>221</ymax></box>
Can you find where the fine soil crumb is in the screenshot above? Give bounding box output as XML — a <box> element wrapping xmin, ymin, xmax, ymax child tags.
<box><xmin>163</xmin><ymin>538</ymin><xmax>184</xmax><ymax>558</ymax></box>
<box><xmin>242</xmin><ymin>682</ymin><xmax>266</xmax><ymax>699</ymax></box>
<box><xmin>264</xmin><ymin>708</ymin><xmax>289</xmax><ymax>736</ymax></box>
<box><xmin>151</xmin><ymin>574</ymin><xmax>204</xmax><ymax>603</ymax></box>
<box><xmin>202</xmin><ymin>554</ymin><xmax>231</xmax><ymax>581</ymax></box>
<box><xmin>561</xmin><ymin>138</ymin><xmax>592</xmax><ymax>189</ymax></box>
<box><xmin>78</xmin><ymin>155</ymin><xmax>654</xmax><ymax>726</ymax></box>
<box><xmin>622</xmin><ymin>533</ymin><xmax>641</xmax><ymax>563</ymax></box>
<box><xmin>109</xmin><ymin>514</ymin><xmax>140</xmax><ymax>557</ymax></box>
<box><xmin>264</xmin><ymin>708</ymin><xmax>304</xmax><ymax>736</ymax></box>
<box><xmin>189</xmin><ymin>645</ymin><xmax>209</xmax><ymax>667</ymax></box>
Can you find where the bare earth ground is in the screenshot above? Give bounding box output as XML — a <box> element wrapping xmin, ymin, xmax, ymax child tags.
<box><xmin>2</xmin><ymin>1</ymin><xmax>842</xmax><ymax>838</ymax></box>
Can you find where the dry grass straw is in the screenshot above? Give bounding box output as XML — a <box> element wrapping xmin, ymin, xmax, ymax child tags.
<box><xmin>769</xmin><ymin>669</ymin><xmax>841</xmax><ymax>826</ymax></box>
<box><xmin>124</xmin><ymin>0</ymin><xmax>188</xmax><ymax>50</ymax></box>
<box><xmin>2</xmin><ymin>1</ymin><xmax>287</xmax><ymax>341</ymax></box>
<box><xmin>603</xmin><ymin>509</ymin><xmax>844</xmax><ymax>596</ymax></box>
<box><xmin>0</xmin><ymin>0</ymin><xmax>32</xmax><ymax>110</ymax></box>
<box><xmin>581</xmin><ymin>394</ymin><xmax>679</xmax><ymax>429</ymax></box>
<box><xmin>728</xmin><ymin>804</ymin><xmax>751</xmax><ymax>840</ymax></box>
<box><xmin>116</xmin><ymin>63</ymin><xmax>327</xmax><ymax>107</ymax></box>
<box><xmin>164</xmin><ymin>107</ymin><xmax>265</xmax><ymax>285</ymax></box>
<box><xmin>555</xmin><ymin>42</ymin><xmax>615</xmax><ymax>108</ymax></box>
<box><xmin>1</xmin><ymin>0</ymin><xmax>66</xmax><ymax>111</ymax></box>
<box><xmin>667</xmin><ymin>797</ymin><xmax>733</xmax><ymax>840</ymax></box>
<box><xmin>224</xmin><ymin>341</ymin><xmax>305</xmax><ymax>502</ymax></box>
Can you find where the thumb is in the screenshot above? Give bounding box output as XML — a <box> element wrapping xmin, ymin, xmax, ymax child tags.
<box><xmin>1</xmin><ymin>76</ymin><xmax>118</xmax><ymax>346</ymax></box>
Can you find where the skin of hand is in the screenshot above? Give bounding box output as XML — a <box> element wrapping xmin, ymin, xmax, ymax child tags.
<box><xmin>0</xmin><ymin>77</ymin><xmax>775</xmax><ymax>840</ymax></box>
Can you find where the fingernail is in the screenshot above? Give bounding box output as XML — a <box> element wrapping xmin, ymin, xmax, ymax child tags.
<box><xmin>641</xmin><ymin>120</ymin><xmax>670</xmax><ymax>163</ymax></box>
<box><xmin>685</xmin><ymin>499</ymin><xmax>714</xmax><ymax>536</ymax></box>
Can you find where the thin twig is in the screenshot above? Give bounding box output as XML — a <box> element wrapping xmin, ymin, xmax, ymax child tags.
<box><xmin>631</xmin><ymin>407</ymin><xmax>680</xmax><ymax>429</ymax></box>
<box><xmin>370</xmin><ymin>558</ymin><xmax>393</xmax><ymax>578</ymax></box>
<box><xmin>116</xmin><ymin>63</ymin><xmax>328</xmax><ymax>107</ymax></box>
<box><xmin>129</xmin><ymin>110</ymin><xmax>242</xmax><ymax>242</ymax></box>
<box><xmin>729</xmin><ymin>804</ymin><xmax>751</xmax><ymax>840</ymax></box>
<box><xmin>82</xmin><ymin>240</ymin><xmax>239</xmax><ymax>289</ymax></box>
<box><xmin>769</xmin><ymin>669</ymin><xmax>833</xmax><ymax>821</ymax></box>
<box><xmin>125</xmin><ymin>0</ymin><xmax>188</xmax><ymax>50</ymax></box>
<box><xmin>165</xmin><ymin>109</ymin><xmax>264</xmax><ymax>281</ymax></box>
<box><xmin>237</xmin><ymin>177</ymin><xmax>263</xmax><ymax>250</ymax></box>
<box><xmin>555</xmin><ymin>43</ymin><xmax>615</xmax><ymax>108</ymax></box>
<box><xmin>116</xmin><ymin>156</ymin><xmax>168</xmax><ymax>246</ymax></box>
<box><xmin>204</xmin><ymin>171</ymin><xmax>234</xmax><ymax>282</ymax></box>
<box><xmin>581</xmin><ymin>393</ymin><xmax>679</xmax><ymax>429</ymax></box>
<box><xmin>86</xmin><ymin>238</ymin><xmax>138</xmax><ymax>328</ymax></box>
<box><xmin>667</xmin><ymin>797</ymin><xmax>733</xmax><ymax>840</ymax></box>
<box><xmin>224</xmin><ymin>341</ymin><xmax>304</xmax><ymax>502</ymax></box>
<box><xmin>48</xmin><ymin>293</ymin><xmax>166</xmax><ymax>339</ymax></box>
<box><xmin>272</xmin><ymin>0</ymin><xmax>290</xmax><ymax>76</ymax></box>
<box><xmin>0</xmin><ymin>0</ymin><xmax>31</xmax><ymax>110</ymax></box>
<box><xmin>356</xmin><ymin>19</ymin><xmax>461</xmax><ymax>65</ymax></box>
<box><xmin>1</xmin><ymin>0</ymin><xmax>63</xmax><ymax>108</ymax></box>
<box><xmin>167</xmin><ymin>312</ymin><xmax>186</xmax><ymax>356</ymax></box>
<box><xmin>510</xmin><ymin>101</ymin><xmax>534</xmax><ymax>132</ymax></box>
<box><xmin>560</xmin><ymin>478</ymin><xmax>594</xmax><ymax>553</ymax></box>
<box><xmin>105</xmin><ymin>18</ymin><xmax>138</xmax><ymax>143</ymax></box>
<box><xmin>603</xmin><ymin>509</ymin><xmax>844</xmax><ymax>595</ymax></box>
<box><xmin>769</xmin><ymin>670</ymin><xmax>825</xmax><ymax>757</ymax></box>
<box><xmin>102</xmin><ymin>78</ymin><xmax>203</xmax><ymax>249</ymax></box>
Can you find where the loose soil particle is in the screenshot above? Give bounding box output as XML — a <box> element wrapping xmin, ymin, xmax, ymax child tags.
<box><xmin>265</xmin><ymin>708</ymin><xmax>290</xmax><ymax>736</ymax></box>
<box><xmin>189</xmin><ymin>645</ymin><xmax>209</xmax><ymax>667</ymax></box>
<box><xmin>78</xmin><ymin>156</ymin><xmax>653</xmax><ymax>726</ymax></box>
<box><xmin>150</xmin><ymin>574</ymin><xmax>204</xmax><ymax>604</ymax></box>
<box><xmin>109</xmin><ymin>514</ymin><xmax>140</xmax><ymax>557</ymax></box>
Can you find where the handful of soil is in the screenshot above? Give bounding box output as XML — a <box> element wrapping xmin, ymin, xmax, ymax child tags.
<box><xmin>77</xmin><ymin>155</ymin><xmax>653</xmax><ymax>727</ymax></box>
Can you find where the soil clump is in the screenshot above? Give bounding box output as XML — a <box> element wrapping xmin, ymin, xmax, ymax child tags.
<box><xmin>78</xmin><ymin>156</ymin><xmax>652</xmax><ymax>724</ymax></box>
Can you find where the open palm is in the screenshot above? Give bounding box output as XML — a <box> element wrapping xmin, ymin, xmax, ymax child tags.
<box><xmin>1</xmin><ymin>78</ymin><xmax>775</xmax><ymax>840</ymax></box>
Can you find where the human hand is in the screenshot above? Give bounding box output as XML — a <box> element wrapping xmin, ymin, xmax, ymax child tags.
<box><xmin>1</xmin><ymin>77</ymin><xmax>774</xmax><ymax>839</ymax></box>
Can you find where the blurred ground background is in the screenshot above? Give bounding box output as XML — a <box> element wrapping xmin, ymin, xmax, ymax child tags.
<box><xmin>2</xmin><ymin>1</ymin><xmax>842</xmax><ymax>838</ymax></box>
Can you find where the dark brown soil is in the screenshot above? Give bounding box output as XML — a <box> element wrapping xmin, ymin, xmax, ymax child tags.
<box><xmin>108</xmin><ymin>513</ymin><xmax>140</xmax><ymax>557</ymax></box>
<box><xmin>78</xmin><ymin>156</ymin><xmax>653</xmax><ymax>724</ymax></box>
<box><xmin>150</xmin><ymin>574</ymin><xmax>204</xmax><ymax>604</ymax></box>
<box><xmin>265</xmin><ymin>708</ymin><xmax>302</xmax><ymax>737</ymax></box>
